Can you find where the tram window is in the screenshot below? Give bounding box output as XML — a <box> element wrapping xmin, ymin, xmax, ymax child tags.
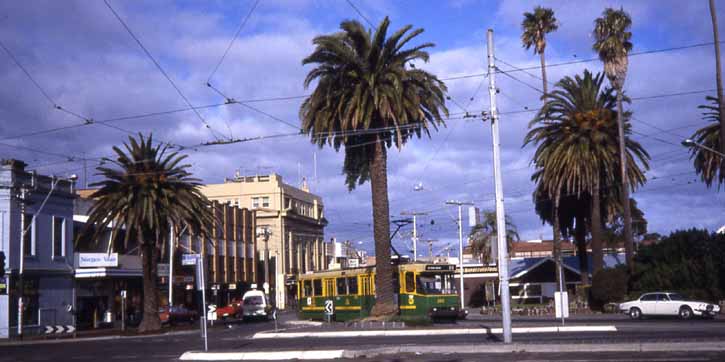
<box><xmin>404</xmin><ymin>272</ymin><xmax>415</xmax><ymax>293</ymax></box>
<box><xmin>313</xmin><ymin>279</ymin><xmax>323</xmax><ymax>296</ymax></box>
<box><xmin>303</xmin><ymin>280</ymin><xmax>312</xmax><ymax>297</ymax></box>
<box><xmin>347</xmin><ymin>277</ymin><xmax>358</xmax><ymax>295</ymax></box>
<box><xmin>337</xmin><ymin>278</ymin><xmax>347</xmax><ymax>295</ymax></box>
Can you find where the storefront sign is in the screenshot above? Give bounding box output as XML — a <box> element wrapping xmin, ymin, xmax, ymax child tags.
<box><xmin>157</xmin><ymin>263</ymin><xmax>169</xmax><ymax>277</ymax></box>
<box><xmin>182</xmin><ymin>254</ymin><xmax>199</xmax><ymax>266</ymax></box>
<box><xmin>228</xmin><ymin>283</ymin><xmax>237</xmax><ymax>290</ymax></box>
<box><xmin>456</xmin><ymin>265</ymin><xmax>498</xmax><ymax>274</ymax></box>
<box><xmin>78</xmin><ymin>253</ymin><xmax>118</xmax><ymax>267</ymax></box>
<box><xmin>425</xmin><ymin>264</ymin><xmax>456</xmax><ymax>271</ymax></box>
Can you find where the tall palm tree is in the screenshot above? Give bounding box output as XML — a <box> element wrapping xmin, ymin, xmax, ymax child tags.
<box><xmin>300</xmin><ymin>17</ymin><xmax>448</xmax><ymax>316</ymax></box>
<box><xmin>468</xmin><ymin>211</ymin><xmax>519</xmax><ymax>264</ymax></box>
<box><xmin>524</xmin><ymin>70</ymin><xmax>649</xmax><ymax>282</ymax></box>
<box><xmin>688</xmin><ymin>96</ymin><xmax>724</xmax><ymax>187</ymax></box>
<box><xmin>81</xmin><ymin>134</ymin><xmax>214</xmax><ymax>332</ymax></box>
<box><xmin>521</xmin><ymin>6</ymin><xmax>558</xmax><ymax>96</ymax></box>
<box><xmin>708</xmin><ymin>0</ymin><xmax>725</xmax><ymax>157</ymax></box>
<box><xmin>593</xmin><ymin>7</ymin><xmax>636</xmax><ymax>269</ymax></box>
<box><xmin>521</xmin><ymin>5</ymin><xmax>561</xmax><ymax>287</ymax></box>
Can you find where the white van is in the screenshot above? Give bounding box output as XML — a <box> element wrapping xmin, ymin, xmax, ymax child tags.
<box><xmin>241</xmin><ymin>290</ymin><xmax>276</xmax><ymax>321</ymax></box>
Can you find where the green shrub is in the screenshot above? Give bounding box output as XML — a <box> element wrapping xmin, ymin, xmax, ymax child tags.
<box><xmin>590</xmin><ymin>266</ymin><xmax>629</xmax><ymax>311</ymax></box>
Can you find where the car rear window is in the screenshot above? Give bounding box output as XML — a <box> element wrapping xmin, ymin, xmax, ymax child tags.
<box><xmin>244</xmin><ymin>296</ymin><xmax>264</xmax><ymax>305</ymax></box>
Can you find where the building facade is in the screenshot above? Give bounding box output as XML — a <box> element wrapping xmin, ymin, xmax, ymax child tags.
<box><xmin>200</xmin><ymin>174</ymin><xmax>327</xmax><ymax>309</ymax></box>
<box><xmin>0</xmin><ymin>160</ymin><xmax>76</xmax><ymax>338</ymax></box>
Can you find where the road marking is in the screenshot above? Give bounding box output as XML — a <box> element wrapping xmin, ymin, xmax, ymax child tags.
<box><xmin>179</xmin><ymin>350</ymin><xmax>345</xmax><ymax>361</ymax></box>
<box><xmin>251</xmin><ymin>325</ymin><xmax>618</xmax><ymax>339</ymax></box>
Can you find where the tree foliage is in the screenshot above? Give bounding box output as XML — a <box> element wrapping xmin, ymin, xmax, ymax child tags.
<box><xmin>688</xmin><ymin>96</ymin><xmax>724</xmax><ymax>188</ymax></box>
<box><xmin>468</xmin><ymin>211</ymin><xmax>519</xmax><ymax>263</ymax></box>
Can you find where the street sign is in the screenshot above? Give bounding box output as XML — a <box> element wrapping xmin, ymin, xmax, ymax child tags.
<box><xmin>44</xmin><ymin>325</ymin><xmax>75</xmax><ymax>334</ymax></box>
<box><xmin>207</xmin><ymin>305</ymin><xmax>217</xmax><ymax>321</ymax></box>
<box><xmin>182</xmin><ymin>254</ymin><xmax>199</xmax><ymax>266</ymax></box>
<box><xmin>555</xmin><ymin>291</ymin><xmax>569</xmax><ymax>318</ymax></box>
<box><xmin>324</xmin><ymin>299</ymin><xmax>334</xmax><ymax>315</ymax></box>
<box><xmin>348</xmin><ymin>259</ymin><xmax>359</xmax><ymax>268</ymax></box>
<box><xmin>157</xmin><ymin>263</ymin><xmax>169</xmax><ymax>277</ymax></box>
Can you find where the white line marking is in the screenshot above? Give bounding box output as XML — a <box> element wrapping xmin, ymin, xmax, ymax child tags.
<box><xmin>179</xmin><ymin>350</ymin><xmax>345</xmax><ymax>361</ymax></box>
<box><xmin>251</xmin><ymin>325</ymin><xmax>618</xmax><ymax>339</ymax></box>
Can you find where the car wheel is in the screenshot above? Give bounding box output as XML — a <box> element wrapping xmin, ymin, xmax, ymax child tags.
<box><xmin>629</xmin><ymin>307</ymin><xmax>642</xmax><ymax>320</ymax></box>
<box><xmin>679</xmin><ymin>306</ymin><xmax>693</xmax><ymax>320</ymax></box>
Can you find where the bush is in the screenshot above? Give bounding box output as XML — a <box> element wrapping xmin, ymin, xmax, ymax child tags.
<box><xmin>590</xmin><ymin>266</ymin><xmax>628</xmax><ymax>311</ymax></box>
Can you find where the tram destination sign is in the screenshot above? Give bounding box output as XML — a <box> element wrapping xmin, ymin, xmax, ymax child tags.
<box><xmin>425</xmin><ymin>264</ymin><xmax>456</xmax><ymax>271</ymax></box>
<box><xmin>455</xmin><ymin>265</ymin><xmax>498</xmax><ymax>274</ymax></box>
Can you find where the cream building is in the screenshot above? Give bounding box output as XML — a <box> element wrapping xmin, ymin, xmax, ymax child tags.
<box><xmin>199</xmin><ymin>173</ymin><xmax>327</xmax><ymax>309</ymax></box>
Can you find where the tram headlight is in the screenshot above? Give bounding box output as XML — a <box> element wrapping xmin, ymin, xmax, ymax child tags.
<box><xmin>432</xmin><ymin>307</ymin><xmax>437</xmax><ymax>312</ymax></box>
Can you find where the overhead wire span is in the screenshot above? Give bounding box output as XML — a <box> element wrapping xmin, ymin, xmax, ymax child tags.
<box><xmin>207</xmin><ymin>0</ymin><xmax>261</xmax><ymax>83</ymax></box>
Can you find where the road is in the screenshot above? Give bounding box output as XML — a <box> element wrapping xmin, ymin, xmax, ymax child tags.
<box><xmin>3</xmin><ymin>313</ymin><xmax>724</xmax><ymax>361</ymax></box>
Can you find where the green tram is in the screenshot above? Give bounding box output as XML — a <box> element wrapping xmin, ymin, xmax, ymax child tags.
<box><xmin>297</xmin><ymin>263</ymin><xmax>466</xmax><ymax>321</ymax></box>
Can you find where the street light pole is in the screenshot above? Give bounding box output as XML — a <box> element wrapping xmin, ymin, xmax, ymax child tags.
<box><xmin>445</xmin><ymin>200</ymin><xmax>473</xmax><ymax>310</ymax></box>
<box><xmin>401</xmin><ymin>211</ymin><xmax>427</xmax><ymax>262</ymax></box>
<box><xmin>682</xmin><ymin>138</ymin><xmax>725</xmax><ymax>158</ymax></box>
<box><xmin>487</xmin><ymin>28</ymin><xmax>513</xmax><ymax>344</ymax></box>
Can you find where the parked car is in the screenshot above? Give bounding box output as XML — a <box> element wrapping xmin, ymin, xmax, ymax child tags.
<box><xmin>619</xmin><ymin>292</ymin><xmax>721</xmax><ymax>320</ymax></box>
<box><xmin>215</xmin><ymin>299</ymin><xmax>243</xmax><ymax>319</ymax></box>
<box><xmin>241</xmin><ymin>290</ymin><xmax>276</xmax><ymax>321</ymax></box>
<box><xmin>159</xmin><ymin>304</ymin><xmax>198</xmax><ymax>324</ymax></box>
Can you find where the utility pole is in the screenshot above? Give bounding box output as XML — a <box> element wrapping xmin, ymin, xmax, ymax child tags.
<box><xmin>168</xmin><ymin>225</ymin><xmax>174</xmax><ymax>308</ymax></box>
<box><xmin>445</xmin><ymin>200</ymin><xmax>473</xmax><ymax>310</ymax></box>
<box><xmin>400</xmin><ymin>211</ymin><xmax>427</xmax><ymax>262</ymax></box>
<box><xmin>257</xmin><ymin>226</ymin><xmax>272</xmax><ymax>296</ymax></box>
<box><xmin>487</xmin><ymin>28</ymin><xmax>512</xmax><ymax>344</ymax></box>
<box><xmin>17</xmin><ymin>187</ymin><xmax>26</xmax><ymax>339</ymax></box>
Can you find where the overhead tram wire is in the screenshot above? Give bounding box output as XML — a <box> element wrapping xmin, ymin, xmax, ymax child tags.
<box><xmin>205</xmin><ymin>82</ymin><xmax>301</xmax><ymax>132</ymax></box>
<box><xmin>207</xmin><ymin>0</ymin><xmax>261</xmax><ymax>84</ymax></box>
<box><xmin>103</xmin><ymin>0</ymin><xmax>226</xmax><ymax>141</ymax></box>
<box><xmin>345</xmin><ymin>0</ymin><xmax>375</xmax><ymax>28</ymax></box>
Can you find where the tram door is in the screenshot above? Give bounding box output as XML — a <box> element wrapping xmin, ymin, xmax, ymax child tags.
<box><xmin>360</xmin><ymin>275</ymin><xmax>372</xmax><ymax>314</ymax></box>
<box><xmin>324</xmin><ymin>278</ymin><xmax>335</xmax><ymax>298</ymax></box>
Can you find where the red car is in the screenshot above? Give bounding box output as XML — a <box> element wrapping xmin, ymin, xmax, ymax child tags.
<box><xmin>159</xmin><ymin>305</ymin><xmax>198</xmax><ymax>325</ymax></box>
<box><xmin>215</xmin><ymin>299</ymin><xmax>243</xmax><ymax>319</ymax></box>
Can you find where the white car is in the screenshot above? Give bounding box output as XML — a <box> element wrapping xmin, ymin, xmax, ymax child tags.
<box><xmin>619</xmin><ymin>292</ymin><xmax>721</xmax><ymax>320</ymax></box>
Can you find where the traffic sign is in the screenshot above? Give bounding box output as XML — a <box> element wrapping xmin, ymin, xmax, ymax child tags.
<box><xmin>324</xmin><ymin>299</ymin><xmax>334</xmax><ymax>315</ymax></box>
<box><xmin>182</xmin><ymin>254</ymin><xmax>199</xmax><ymax>266</ymax></box>
<box><xmin>44</xmin><ymin>325</ymin><xmax>75</xmax><ymax>334</ymax></box>
<box><xmin>207</xmin><ymin>305</ymin><xmax>217</xmax><ymax>321</ymax></box>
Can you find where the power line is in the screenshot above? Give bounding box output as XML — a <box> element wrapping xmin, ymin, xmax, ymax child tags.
<box><xmin>345</xmin><ymin>0</ymin><xmax>374</xmax><ymax>28</ymax></box>
<box><xmin>103</xmin><ymin>0</ymin><xmax>225</xmax><ymax>141</ymax></box>
<box><xmin>207</xmin><ymin>0</ymin><xmax>260</xmax><ymax>83</ymax></box>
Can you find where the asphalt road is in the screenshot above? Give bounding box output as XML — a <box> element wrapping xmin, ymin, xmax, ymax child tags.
<box><xmin>2</xmin><ymin>313</ymin><xmax>724</xmax><ymax>362</ymax></box>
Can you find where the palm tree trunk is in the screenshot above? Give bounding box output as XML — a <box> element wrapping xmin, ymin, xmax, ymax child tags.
<box><xmin>138</xmin><ymin>235</ymin><xmax>161</xmax><ymax>333</ymax></box>
<box><xmin>552</xmin><ymin>190</ymin><xmax>562</xmax><ymax>292</ymax></box>
<box><xmin>574</xmin><ymin>214</ymin><xmax>589</xmax><ymax>285</ymax></box>
<box><xmin>591</xmin><ymin>177</ymin><xmax>603</xmax><ymax>276</ymax></box>
<box><xmin>540</xmin><ymin>50</ymin><xmax>548</xmax><ymax>97</ymax></box>
<box><xmin>616</xmin><ymin>89</ymin><xmax>634</xmax><ymax>270</ymax></box>
<box><xmin>709</xmin><ymin>0</ymin><xmax>725</xmax><ymax>156</ymax></box>
<box><xmin>369</xmin><ymin>137</ymin><xmax>396</xmax><ymax>317</ymax></box>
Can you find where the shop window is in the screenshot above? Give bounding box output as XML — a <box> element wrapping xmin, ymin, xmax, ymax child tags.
<box><xmin>347</xmin><ymin>277</ymin><xmax>358</xmax><ymax>295</ymax></box>
<box><xmin>336</xmin><ymin>278</ymin><xmax>347</xmax><ymax>295</ymax></box>
<box><xmin>405</xmin><ymin>272</ymin><xmax>415</xmax><ymax>293</ymax></box>
<box><xmin>53</xmin><ymin>216</ymin><xmax>65</xmax><ymax>257</ymax></box>
<box><xmin>313</xmin><ymin>279</ymin><xmax>322</xmax><ymax>296</ymax></box>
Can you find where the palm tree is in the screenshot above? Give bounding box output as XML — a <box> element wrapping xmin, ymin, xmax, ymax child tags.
<box><xmin>524</xmin><ymin>70</ymin><xmax>649</xmax><ymax>282</ymax></box>
<box><xmin>687</xmin><ymin>96</ymin><xmax>724</xmax><ymax>187</ymax></box>
<box><xmin>521</xmin><ymin>6</ymin><xmax>558</xmax><ymax>96</ymax></box>
<box><xmin>300</xmin><ymin>18</ymin><xmax>448</xmax><ymax>316</ymax></box>
<box><xmin>708</xmin><ymin>0</ymin><xmax>725</xmax><ymax>157</ymax></box>
<box><xmin>468</xmin><ymin>211</ymin><xmax>519</xmax><ymax>264</ymax></box>
<box><xmin>593</xmin><ymin>7</ymin><xmax>636</xmax><ymax>269</ymax></box>
<box><xmin>81</xmin><ymin>134</ymin><xmax>214</xmax><ymax>332</ymax></box>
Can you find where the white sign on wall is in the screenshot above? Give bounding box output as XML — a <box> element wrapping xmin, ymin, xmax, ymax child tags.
<box><xmin>78</xmin><ymin>253</ymin><xmax>119</xmax><ymax>267</ymax></box>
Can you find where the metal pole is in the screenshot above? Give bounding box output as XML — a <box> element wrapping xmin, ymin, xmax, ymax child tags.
<box><xmin>457</xmin><ymin>204</ymin><xmax>464</xmax><ymax>310</ymax></box>
<box><xmin>487</xmin><ymin>28</ymin><xmax>512</xmax><ymax>344</ymax></box>
<box><xmin>412</xmin><ymin>214</ymin><xmax>417</xmax><ymax>262</ymax></box>
<box><xmin>169</xmin><ymin>225</ymin><xmax>174</xmax><ymax>308</ymax></box>
<box><xmin>17</xmin><ymin>188</ymin><xmax>25</xmax><ymax>339</ymax></box>
<box><xmin>558</xmin><ymin>262</ymin><xmax>565</xmax><ymax>326</ymax></box>
<box><xmin>199</xmin><ymin>256</ymin><xmax>208</xmax><ymax>351</ymax></box>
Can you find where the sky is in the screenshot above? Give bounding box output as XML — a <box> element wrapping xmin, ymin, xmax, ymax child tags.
<box><xmin>1</xmin><ymin>0</ymin><xmax>724</xmax><ymax>258</ymax></box>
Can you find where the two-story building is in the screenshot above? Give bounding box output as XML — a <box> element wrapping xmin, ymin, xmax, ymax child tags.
<box><xmin>200</xmin><ymin>173</ymin><xmax>327</xmax><ymax>309</ymax></box>
<box><xmin>0</xmin><ymin>159</ymin><xmax>76</xmax><ymax>338</ymax></box>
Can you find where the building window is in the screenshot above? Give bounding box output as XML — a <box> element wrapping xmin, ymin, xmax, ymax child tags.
<box><xmin>53</xmin><ymin>216</ymin><xmax>65</xmax><ymax>257</ymax></box>
<box><xmin>252</xmin><ymin>197</ymin><xmax>260</xmax><ymax>208</ymax></box>
<box><xmin>22</xmin><ymin>213</ymin><xmax>34</xmax><ymax>256</ymax></box>
<box><xmin>262</xmin><ymin>196</ymin><xmax>270</xmax><ymax>208</ymax></box>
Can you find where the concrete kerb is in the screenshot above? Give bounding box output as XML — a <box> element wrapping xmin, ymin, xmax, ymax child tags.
<box><xmin>0</xmin><ymin>329</ymin><xmax>198</xmax><ymax>347</ymax></box>
<box><xmin>251</xmin><ymin>325</ymin><xmax>618</xmax><ymax>339</ymax></box>
<box><xmin>178</xmin><ymin>342</ymin><xmax>725</xmax><ymax>360</ymax></box>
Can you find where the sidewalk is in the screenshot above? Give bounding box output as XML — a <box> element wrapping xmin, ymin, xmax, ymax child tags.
<box><xmin>179</xmin><ymin>341</ymin><xmax>725</xmax><ymax>360</ymax></box>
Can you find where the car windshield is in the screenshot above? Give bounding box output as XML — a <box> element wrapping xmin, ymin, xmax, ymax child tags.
<box><xmin>416</xmin><ymin>272</ymin><xmax>457</xmax><ymax>295</ymax></box>
<box><xmin>668</xmin><ymin>293</ymin><xmax>686</xmax><ymax>301</ymax></box>
<box><xmin>244</xmin><ymin>296</ymin><xmax>264</xmax><ymax>305</ymax></box>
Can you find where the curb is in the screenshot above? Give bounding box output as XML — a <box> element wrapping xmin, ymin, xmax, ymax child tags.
<box><xmin>178</xmin><ymin>341</ymin><xmax>725</xmax><ymax>360</ymax></box>
<box><xmin>252</xmin><ymin>325</ymin><xmax>617</xmax><ymax>339</ymax></box>
<box><xmin>0</xmin><ymin>329</ymin><xmax>198</xmax><ymax>347</ymax></box>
